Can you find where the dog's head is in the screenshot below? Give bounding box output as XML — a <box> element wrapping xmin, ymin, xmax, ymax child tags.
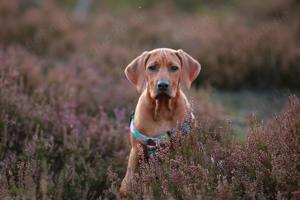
<box><xmin>125</xmin><ymin>48</ymin><xmax>201</xmax><ymax>99</ymax></box>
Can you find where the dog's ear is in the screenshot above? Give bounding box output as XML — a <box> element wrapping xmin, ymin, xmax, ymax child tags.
<box><xmin>176</xmin><ymin>49</ymin><xmax>201</xmax><ymax>89</ymax></box>
<box><xmin>124</xmin><ymin>51</ymin><xmax>150</xmax><ymax>92</ymax></box>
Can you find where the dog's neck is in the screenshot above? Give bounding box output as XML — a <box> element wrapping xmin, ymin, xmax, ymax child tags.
<box><xmin>143</xmin><ymin>88</ymin><xmax>184</xmax><ymax>121</ymax></box>
<box><xmin>134</xmin><ymin>88</ymin><xmax>189</xmax><ymax>136</ymax></box>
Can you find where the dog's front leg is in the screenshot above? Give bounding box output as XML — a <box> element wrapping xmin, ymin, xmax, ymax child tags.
<box><xmin>120</xmin><ymin>147</ymin><xmax>138</xmax><ymax>199</ymax></box>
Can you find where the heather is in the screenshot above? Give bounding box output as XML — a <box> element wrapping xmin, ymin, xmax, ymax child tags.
<box><xmin>0</xmin><ymin>0</ymin><xmax>300</xmax><ymax>199</ymax></box>
<box><xmin>0</xmin><ymin>48</ymin><xmax>130</xmax><ymax>199</ymax></box>
<box><xmin>0</xmin><ymin>47</ymin><xmax>223</xmax><ymax>199</ymax></box>
<box><xmin>128</xmin><ymin>97</ymin><xmax>300</xmax><ymax>199</ymax></box>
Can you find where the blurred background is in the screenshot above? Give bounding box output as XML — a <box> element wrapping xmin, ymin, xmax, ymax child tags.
<box><xmin>1</xmin><ymin>0</ymin><xmax>299</xmax><ymax>139</ymax></box>
<box><xmin>1</xmin><ymin>0</ymin><xmax>300</xmax><ymax>198</ymax></box>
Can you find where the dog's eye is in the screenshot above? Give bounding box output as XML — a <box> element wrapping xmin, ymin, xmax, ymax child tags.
<box><xmin>170</xmin><ymin>66</ymin><xmax>179</xmax><ymax>72</ymax></box>
<box><xmin>148</xmin><ymin>65</ymin><xmax>157</xmax><ymax>71</ymax></box>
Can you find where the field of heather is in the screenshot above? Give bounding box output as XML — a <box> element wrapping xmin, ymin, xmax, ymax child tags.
<box><xmin>0</xmin><ymin>0</ymin><xmax>300</xmax><ymax>199</ymax></box>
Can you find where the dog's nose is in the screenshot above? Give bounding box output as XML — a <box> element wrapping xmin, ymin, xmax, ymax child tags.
<box><xmin>157</xmin><ymin>80</ymin><xmax>169</xmax><ymax>90</ymax></box>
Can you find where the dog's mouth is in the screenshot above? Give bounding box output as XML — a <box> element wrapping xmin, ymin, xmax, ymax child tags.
<box><xmin>154</xmin><ymin>91</ymin><xmax>171</xmax><ymax>99</ymax></box>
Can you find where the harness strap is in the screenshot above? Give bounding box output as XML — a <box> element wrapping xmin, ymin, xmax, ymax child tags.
<box><xmin>129</xmin><ymin>112</ymin><xmax>194</xmax><ymax>155</ymax></box>
<box><xmin>130</xmin><ymin>116</ymin><xmax>170</xmax><ymax>146</ymax></box>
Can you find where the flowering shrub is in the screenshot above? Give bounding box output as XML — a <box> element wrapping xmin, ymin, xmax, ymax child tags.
<box><xmin>0</xmin><ymin>47</ymin><xmax>299</xmax><ymax>199</ymax></box>
<box><xmin>0</xmin><ymin>0</ymin><xmax>79</xmax><ymax>57</ymax></box>
<box><xmin>0</xmin><ymin>46</ymin><xmax>224</xmax><ymax>199</ymax></box>
<box><xmin>0</xmin><ymin>47</ymin><xmax>131</xmax><ymax>199</ymax></box>
<box><xmin>226</xmin><ymin>97</ymin><xmax>300</xmax><ymax>199</ymax></box>
<box><xmin>127</xmin><ymin>97</ymin><xmax>300</xmax><ymax>199</ymax></box>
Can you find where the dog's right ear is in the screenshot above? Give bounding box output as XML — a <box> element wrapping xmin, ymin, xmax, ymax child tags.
<box><xmin>124</xmin><ymin>51</ymin><xmax>150</xmax><ymax>92</ymax></box>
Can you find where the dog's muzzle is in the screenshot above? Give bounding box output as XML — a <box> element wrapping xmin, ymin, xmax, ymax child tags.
<box><xmin>155</xmin><ymin>80</ymin><xmax>171</xmax><ymax>98</ymax></box>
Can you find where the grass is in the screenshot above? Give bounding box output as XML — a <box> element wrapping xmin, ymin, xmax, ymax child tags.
<box><xmin>211</xmin><ymin>89</ymin><xmax>300</xmax><ymax>141</ymax></box>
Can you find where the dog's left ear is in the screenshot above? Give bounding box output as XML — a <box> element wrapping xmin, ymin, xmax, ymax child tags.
<box><xmin>124</xmin><ymin>51</ymin><xmax>150</xmax><ymax>92</ymax></box>
<box><xmin>176</xmin><ymin>49</ymin><xmax>201</xmax><ymax>89</ymax></box>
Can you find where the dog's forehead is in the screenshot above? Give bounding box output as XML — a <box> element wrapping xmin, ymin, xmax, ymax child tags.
<box><xmin>147</xmin><ymin>49</ymin><xmax>180</xmax><ymax>65</ymax></box>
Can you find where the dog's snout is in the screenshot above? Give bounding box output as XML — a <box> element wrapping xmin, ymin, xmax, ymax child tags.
<box><xmin>157</xmin><ymin>80</ymin><xmax>169</xmax><ymax>90</ymax></box>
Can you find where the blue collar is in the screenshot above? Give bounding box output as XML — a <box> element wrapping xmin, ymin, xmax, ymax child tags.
<box><xmin>129</xmin><ymin>112</ymin><xmax>194</xmax><ymax>155</ymax></box>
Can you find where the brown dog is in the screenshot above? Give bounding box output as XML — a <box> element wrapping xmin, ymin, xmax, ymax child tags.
<box><xmin>120</xmin><ymin>48</ymin><xmax>201</xmax><ymax>198</ymax></box>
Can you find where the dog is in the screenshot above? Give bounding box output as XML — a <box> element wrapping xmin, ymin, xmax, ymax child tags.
<box><xmin>119</xmin><ymin>48</ymin><xmax>201</xmax><ymax>198</ymax></box>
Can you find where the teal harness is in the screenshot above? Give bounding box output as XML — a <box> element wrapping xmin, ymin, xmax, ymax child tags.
<box><xmin>129</xmin><ymin>112</ymin><xmax>194</xmax><ymax>155</ymax></box>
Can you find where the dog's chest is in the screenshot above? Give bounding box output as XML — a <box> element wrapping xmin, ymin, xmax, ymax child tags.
<box><xmin>136</xmin><ymin>118</ymin><xmax>178</xmax><ymax>137</ymax></box>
